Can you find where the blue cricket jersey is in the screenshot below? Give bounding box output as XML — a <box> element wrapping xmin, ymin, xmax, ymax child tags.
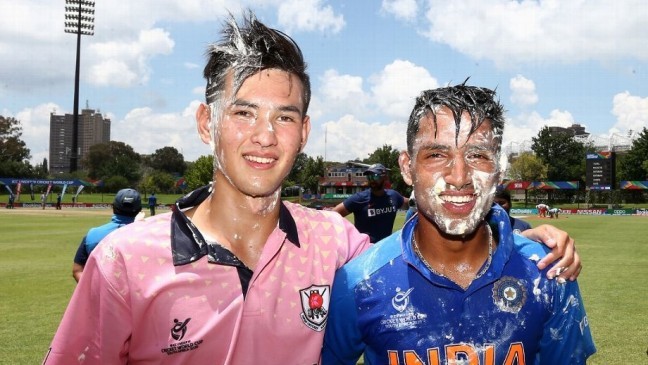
<box><xmin>322</xmin><ymin>204</ymin><xmax>595</xmax><ymax>365</ymax></box>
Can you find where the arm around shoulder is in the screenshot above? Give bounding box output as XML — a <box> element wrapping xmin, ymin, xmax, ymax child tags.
<box><xmin>537</xmin><ymin>280</ymin><xmax>596</xmax><ymax>364</ymax></box>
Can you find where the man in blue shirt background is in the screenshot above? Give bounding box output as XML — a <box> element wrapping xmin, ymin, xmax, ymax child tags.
<box><xmin>72</xmin><ymin>188</ymin><xmax>142</xmax><ymax>282</ymax></box>
<box><xmin>333</xmin><ymin>163</ymin><xmax>409</xmax><ymax>243</ymax></box>
<box><xmin>323</xmin><ymin>83</ymin><xmax>595</xmax><ymax>364</ymax></box>
<box><xmin>148</xmin><ymin>192</ymin><xmax>157</xmax><ymax>216</ymax></box>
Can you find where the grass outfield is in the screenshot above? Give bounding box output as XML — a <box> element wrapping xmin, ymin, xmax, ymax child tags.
<box><xmin>0</xmin><ymin>209</ymin><xmax>646</xmax><ymax>364</ymax></box>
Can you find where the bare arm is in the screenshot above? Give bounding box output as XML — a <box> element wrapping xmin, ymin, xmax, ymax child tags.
<box><xmin>520</xmin><ymin>224</ymin><xmax>581</xmax><ymax>281</ymax></box>
<box><xmin>333</xmin><ymin>202</ymin><xmax>350</xmax><ymax>217</ymax></box>
<box><xmin>72</xmin><ymin>263</ymin><xmax>84</xmax><ymax>283</ymax></box>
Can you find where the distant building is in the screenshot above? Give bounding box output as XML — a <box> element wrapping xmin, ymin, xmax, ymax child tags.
<box><xmin>49</xmin><ymin>108</ymin><xmax>111</xmax><ymax>174</ymax></box>
<box><xmin>318</xmin><ymin>162</ymin><xmax>367</xmax><ymax>197</ymax></box>
<box><xmin>547</xmin><ymin>123</ymin><xmax>590</xmax><ymax>137</ymax></box>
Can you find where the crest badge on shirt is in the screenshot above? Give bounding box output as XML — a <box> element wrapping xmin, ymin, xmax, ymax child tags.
<box><xmin>299</xmin><ymin>284</ymin><xmax>330</xmax><ymax>332</ymax></box>
<box><xmin>492</xmin><ymin>276</ymin><xmax>527</xmax><ymax>313</ymax></box>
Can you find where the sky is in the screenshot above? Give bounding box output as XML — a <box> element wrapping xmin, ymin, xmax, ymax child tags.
<box><xmin>1</xmin><ymin>0</ymin><xmax>647</xmax><ymax>167</ymax></box>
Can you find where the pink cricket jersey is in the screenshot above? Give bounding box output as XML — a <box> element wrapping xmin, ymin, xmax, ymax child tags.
<box><xmin>43</xmin><ymin>187</ymin><xmax>371</xmax><ymax>365</ymax></box>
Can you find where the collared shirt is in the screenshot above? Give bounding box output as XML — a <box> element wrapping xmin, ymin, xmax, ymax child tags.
<box><xmin>44</xmin><ymin>185</ymin><xmax>371</xmax><ymax>365</ymax></box>
<box><xmin>322</xmin><ymin>204</ymin><xmax>596</xmax><ymax>365</ymax></box>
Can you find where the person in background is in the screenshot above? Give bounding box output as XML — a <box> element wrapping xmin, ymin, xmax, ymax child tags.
<box><xmin>148</xmin><ymin>192</ymin><xmax>157</xmax><ymax>216</ymax></box>
<box><xmin>494</xmin><ymin>188</ymin><xmax>532</xmax><ymax>233</ymax></box>
<box><xmin>322</xmin><ymin>83</ymin><xmax>595</xmax><ymax>364</ymax></box>
<box><xmin>536</xmin><ymin>202</ymin><xmax>549</xmax><ymax>217</ymax></box>
<box><xmin>549</xmin><ymin>207</ymin><xmax>561</xmax><ymax>219</ymax></box>
<box><xmin>44</xmin><ymin>11</ymin><xmax>580</xmax><ymax>365</ymax></box>
<box><xmin>56</xmin><ymin>193</ymin><xmax>62</xmax><ymax>210</ymax></box>
<box><xmin>40</xmin><ymin>192</ymin><xmax>46</xmax><ymax>209</ymax></box>
<box><xmin>71</xmin><ymin>188</ymin><xmax>142</xmax><ymax>283</ymax></box>
<box><xmin>7</xmin><ymin>193</ymin><xmax>15</xmax><ymax>209</ymax></box>
<box><xmin>333</xmin><ymin>163</ymin><xmax>409</xmax><ymax>243</ymax></box>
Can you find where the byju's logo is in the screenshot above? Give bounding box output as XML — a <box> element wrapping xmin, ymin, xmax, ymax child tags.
<box><xmin>171</xmin><ymin>318</ymin><xmax>191</xmax><ymax>341</ymax></box>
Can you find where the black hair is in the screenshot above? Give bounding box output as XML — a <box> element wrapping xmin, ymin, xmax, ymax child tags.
<box><xmin>494</xmin><ymin>188</ymin><xmax>511</xmax><ymax>205</ymax></box>
<box><xmin>406</xmin><ymin>79</ymin><xmax>505</xmax><ymax>155</ymax></box>
<box><xmin>203</xmin><ymin>10</ymin><xmax>311</xmax><ymax>115</ymax></box>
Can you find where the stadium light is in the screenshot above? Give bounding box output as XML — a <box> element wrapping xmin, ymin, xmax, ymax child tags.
<box><xmin>64</xmin><ymin>0</ymin><xmax>95</xmax><ymax>172</ymax></box>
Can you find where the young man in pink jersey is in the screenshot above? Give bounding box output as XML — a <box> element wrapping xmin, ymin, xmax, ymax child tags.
<box><xmin>44</xmin><ymin>11</ymin><xmax>580</xmax><ymax>365</ymax></box>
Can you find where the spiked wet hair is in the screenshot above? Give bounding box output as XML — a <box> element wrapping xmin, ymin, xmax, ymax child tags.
<box><xmin>203</xmin><ymin>10</ymin><xmax>311</xmax><ymax>116</ymax></box>
<box><xmin>406</xmin><ymin>80</ymin><xmax>505</xmax><ymax>155</ymax></box>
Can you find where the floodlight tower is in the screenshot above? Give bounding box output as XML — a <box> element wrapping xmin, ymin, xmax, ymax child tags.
<box><xmin>64</xmin><ymin>0</ymin><xmax>95</xmax><ymax>172</ymax></box>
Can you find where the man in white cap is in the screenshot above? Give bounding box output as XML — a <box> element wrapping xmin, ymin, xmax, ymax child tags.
<box><xmin>334</xmin><ymin>163</ymin><xmax>409</xmax><ymax>242</ymax></box>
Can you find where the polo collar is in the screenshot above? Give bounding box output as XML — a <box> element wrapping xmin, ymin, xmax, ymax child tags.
<box><xmin>170</xmin><ymin>184</ymin><xmax>301</xmax><ymax>266</ymax></box>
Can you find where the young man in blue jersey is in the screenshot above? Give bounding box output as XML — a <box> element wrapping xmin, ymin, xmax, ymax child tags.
<box><xmin>322</xmin><ymin>83</ymin><xmax>596</xmax><ymax>364</ymax></box>
<box><xmin>333</xmin><ymin>163</ymin><xmax>409</xmax><ymax>243</ymax></box>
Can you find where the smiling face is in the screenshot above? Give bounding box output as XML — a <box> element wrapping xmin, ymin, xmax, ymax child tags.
<box><xmin>401</xmin><ymin>107</ymin><xmax>502</xmax><ymax>236</ymax></box>
<box><xmin>197</xmin><ymin>68</ymin><xmax>310</xmax><ymax>198</ymax></box>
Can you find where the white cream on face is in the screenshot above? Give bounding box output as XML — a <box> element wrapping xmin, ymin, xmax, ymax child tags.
<box><xmin>412</xmin><ymin>112</ymin><xmax>501</xmax><ymax>236</ymax></box>
<box><xmin>206</xmin><ymin>69</ymin><xmax>306</xmax><ymax>205</ymax></box>
<box><xmin>421</xmin><ymin>168</ymin><xmax>497</xmax><ymax>235</ymax></box>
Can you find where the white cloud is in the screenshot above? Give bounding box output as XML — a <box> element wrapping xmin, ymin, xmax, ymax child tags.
<box><xmin>421</xmin><ymin>0</ymin><xmax>648</xmax><ymax>66</ymax></box>
<box><xmin>277</xmin><ymin>0</ymin><xmax>345</xmax><ymax>34</ymax></box>
<box><xmin>509</xmin><ymin>75</ymin><xmax>538</xmax><ymax>107</ymax></box>
<box><xmin>0</xmin><ymin>0</ymin><xmax>234</xmax><ymax>94</ymax></box>
<box><xmin>610</xmin><ymin>91</ymin><xmax>648</xmax><ymax>133</ymax></box>
<box><xmin>303</xmin><ymin>114</ymin><xmax>407</xmax><ymax>162</ymax></box>
<box><xmin>370</xmin><ymin>60</ymin><xmax>439</xmax><ymax>118</ymax></box>
<box><xmin>381</xmin><ymin>0</ymin><xmax>418</xmax><ymax>21</ymax></box>
<box><xmin>317</xmin><ymin>70</ymin><xmax>369</xmax><ymax>114</ymax></box>
<box><xmin>10</xmin><ymin>103</ymin><xmax>62</xmax><ymax>166</ymax></box>
<box><xmin>112</xmin><ymin>100</ymin><xmax>206</xmax><ymax>160</ymax></box>
<box><xmin>502</xmin><ymin>109</ymin><xmax>580</xmax><ymax>155</ymax></box>
<box><xmin>87</xmin><ymin>28</ymin><xmax>174</xmax><ymax>87</ymax></box>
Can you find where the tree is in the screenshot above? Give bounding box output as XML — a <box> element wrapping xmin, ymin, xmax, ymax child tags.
<box><xmin>507</xmin><ymin>151</ymin><xmax>549</xmax><ymax>206</ymax></box>
<box><xmin>185</xmin><ymin>155</ymin><xmax>214</xmax><ymax>190</ymax></box>
<box><xmin>83</xmin><ymin>141</ymin><xmax>141</xmax><ymax>185</ymax></box>
<box><xmin>507</xmin><ymin>152</ymin><xmax>548</xmax><ymax>181</ymax></box>
<box><xmin>151</xmin><ymin>171</ymin><xmax>177</xmax><ymax>194</ymax></box>
<box><xmin>618</xmin><ymin>127</ymin><xmax>648</xmax><ymax>180</ymax></box>
<box><xmin>285</xmin><ymin>152</ymin><xmax>309</xmax><ymax>188</ymax></box>
<box><xmin>147</xmin><ymin>147</ymin><xmax>187</xmax><ymax>175</ymax></box>
<box><xmin>531</xmin><ymin>127</ymin><xmax>590</xmax><ymax>181</ymax></box>
<box><xmin>0</xmin><ymin>115</ymin><xmax>34</xmax><ymax>177</ymax></box>
<box><xmin>36</xmin><ymin>157</ymin><xmax>49</xmax><ymax>177</ymax></box>
<box><xmin>300</xmin><ymin>155</ymin><xmax>325</xmax><ymax>194</ymax></box>
<box><xmin>104</xmin><ymin>175</ymin><xmax>130</xmax><ymax>192</ymax></box>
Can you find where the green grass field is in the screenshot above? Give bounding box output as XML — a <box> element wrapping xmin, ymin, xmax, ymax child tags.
<box><xmin>0</xmin><ymin>208</ymin><xmax>646</xmax><ymax>364</ymax></box>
